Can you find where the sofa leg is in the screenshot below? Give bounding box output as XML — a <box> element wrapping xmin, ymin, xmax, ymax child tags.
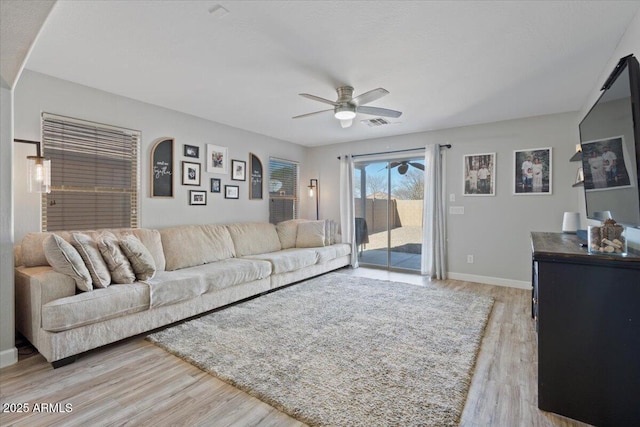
<box><xmin>51</xmin><ymin>355</ymin><xmax>77</xmax><ymax>369</ymax></box>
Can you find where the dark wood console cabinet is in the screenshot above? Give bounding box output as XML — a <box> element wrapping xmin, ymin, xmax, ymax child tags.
<box><xmin>531</xmin><ymin>232</ymin><xmax>640</xmax><ymax>426</ymax></box>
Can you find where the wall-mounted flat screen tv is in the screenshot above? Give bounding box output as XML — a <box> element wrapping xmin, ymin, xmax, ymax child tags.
<box><xmin>579</xmin><ymin>54</ymin><xmax>640</xmax><ymax>228</ymax></box>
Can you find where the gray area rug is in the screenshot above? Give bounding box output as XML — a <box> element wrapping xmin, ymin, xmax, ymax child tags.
<box><xmin>147</xmin><ymin>272</ymin><xmax>494</xmax><ymax>426</ymax></box>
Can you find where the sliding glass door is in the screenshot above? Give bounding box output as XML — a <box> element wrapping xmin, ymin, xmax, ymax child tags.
<box><xmin>354</xmin><ymin>156</ymin><xmax>424</xmax><ymax>271</ymax></box>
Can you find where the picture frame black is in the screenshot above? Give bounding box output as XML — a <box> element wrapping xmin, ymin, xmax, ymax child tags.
<box><xmin>211</xmin><ymin>178</ymin><xmax>221</xmax><ymax>193</ymax></box>
<box><xmin>189</xmin><ymin>190</ymin><xmax>206</xmax><ymax>205</ymax></box>
<box><xmin>182</xmin><ymin>161</ymin><xmax>201</xmax><ymax>186</ymax></box>
<box><xmin>184</xmin><ymin>144</ymin><xmax>199</xmax><ymax>158</ymax></box>
<box><xmin>225</xmin><ymin>185</ymin><xmax>239</xmax><ymax>199</ymax></box>
<box><xmin>231</xmin><ymin>159</ymin><xmax>246</xmax><ymax>181</ymax></box>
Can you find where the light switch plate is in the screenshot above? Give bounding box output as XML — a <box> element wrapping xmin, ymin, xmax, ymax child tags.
<box><xmin>449</xmin><ymin>206</ymin><xmax>464</xmax><ymax>215</ymax></box>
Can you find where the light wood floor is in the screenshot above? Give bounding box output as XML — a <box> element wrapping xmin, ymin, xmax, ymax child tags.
<box><xmin>0</xmin><ymin>268</ymin><xmax>592</xmax><ymax>427</ymax></box>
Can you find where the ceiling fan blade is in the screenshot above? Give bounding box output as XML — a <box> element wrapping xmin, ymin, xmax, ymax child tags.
<box><xmin>389</xmin><ymin>161</ymin><xmax>402</xmax><ymax>168</ymax></box>
<box><xmin>292</xmin><ymin>108</ymin><xmax>333</xmax><ymax>119</ymax></box>
<box><xmin>408</xmin><ymin>162</ymin><xmax>425</xmax><ymax>170</ymax></box>
<box><xmin>299</xmin><ymin>93</ymin><xmax>339</xmax><ymax>106</ymax></box>
<box><xmin>351</xmin><ymin>88</ymin><xmax>389</xmax><ymax>106</ymax></box>
<box><xmin>357</xmin><ymin>106</ymin><xmax>402</xmax><ymax>118</ymax></box>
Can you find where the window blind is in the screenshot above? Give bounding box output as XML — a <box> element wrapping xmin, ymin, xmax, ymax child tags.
<box><xmin>41</xmin><ymin>113</ymin><xmax>140</xmax><ymax>231</ymax></box>
<box><xmin>268</xmin><ymin>157</ymin><xmax>299</xmax><ymax>224</ymax></box>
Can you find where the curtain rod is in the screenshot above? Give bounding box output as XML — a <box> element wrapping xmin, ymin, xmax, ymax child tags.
<box><xmin>336</xmin><ymin>144</ymin><xmax>451</xmax><ymax>160</ymax></box>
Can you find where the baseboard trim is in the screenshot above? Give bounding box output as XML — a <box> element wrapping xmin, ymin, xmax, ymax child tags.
<box><xmin>0</xmin><ymin>346</ymin><xmax>18</xmax><ymax>368</ymax></box>
<box><xmin>447</xmin><ymin>272</ymin><xmax>531</xmax><ymax>290</ymax></box>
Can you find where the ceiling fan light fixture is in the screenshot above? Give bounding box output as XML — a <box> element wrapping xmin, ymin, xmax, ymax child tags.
<box><xmin>340</xmin><ymin>119</ymin><xmax>353</xmax><ymax>128</ymax></box>
<box><xmin>334</xmin><ymin>105</ymin><xmax>356</xmax><ymax>120</ymax></box>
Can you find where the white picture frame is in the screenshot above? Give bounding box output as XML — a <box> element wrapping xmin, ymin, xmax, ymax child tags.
<box><xmin>206</xmin><ymin>144</ymin><xmax>228</xmax><ymax>174</ymax></box>
<box><xmin>513</xmin><ymin>147</ymin><xmax>552</xmax><ymax>195</ymax></box>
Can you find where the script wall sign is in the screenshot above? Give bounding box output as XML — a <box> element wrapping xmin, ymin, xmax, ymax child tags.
<box><xmin>249</xmin><ymin>153</ymin><xmax>263</xmax><ymax>200</ymax></box>
<box><xmin>151</xmin><ymin>138</ymin><xmax>174</xmax><ymax>198</ymax></box>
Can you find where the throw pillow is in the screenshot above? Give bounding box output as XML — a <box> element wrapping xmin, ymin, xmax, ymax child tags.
<box><xmin>119</xmin><ymin>234</ymin><xmax>156</xmax><ymax>281</ymax></box>
<box><xmin>324</xmin><ymin>219</ymin><xmax>339</xmax><ymax>246</ymax></box>
<box><xmin>70</xmin><ymin>232</ymin><xmax>112</xmax><ymax>288</ymax></box>
<box><xmin>276</xmin><ymin>219</ymin><xmax>308</xmax><ymax>249</ymax></box>
<box><xmin>296</xmin><ymin>220</ymin><xmax>326</xmax><ymax>248</ymax></box>
<box><xmin>97</xmin><ymin>231</ymin><xmax>136</xmax><ymax>284</ymax></box>
<box><xmin>43</xmin><ymin>234</ymin><xmax>93</xmax><ymax>292</ymax></box>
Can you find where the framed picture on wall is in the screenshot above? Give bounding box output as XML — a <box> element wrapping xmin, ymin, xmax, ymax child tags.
<box><xmin>211</xmin><ymin>178</ymin><xmax>221</xmax><ymax>193</ymax></box>
<box><xmin>463</xmin><ymin>153</ymin><xmax>496</xmax><ymax>196</ymax></box>
<box><xmin>225</xmin><ymin>185</ymin><xmax>239</xmax><ymax>199</ymax></box>
<box><xmin>231</xmin><ymin>159</ymin><xmax>246</xmax><ymax>181</ymax></box>
<box><xmin>183</xmin><ymin>144</ymin><xmax>199</xmax><ymax>158</ymax></box>
<box><xmin>514</xmin><ymin>147</ymin><xmax>552</xmax><ymax>195</ymax></box>
<box><xmin>181</xmin><ymin>161</ymin><xmax>201</xmax><ymax>186</ymax></box>
<box><xmin>206</xmin><ymin>144</ymin><xmax>228</xmax><ymax>174</ymax></box>
<box><xmin>189</xmin><ymin>190</ymin><xmax>207</xmax><ymax>205</ymax></box>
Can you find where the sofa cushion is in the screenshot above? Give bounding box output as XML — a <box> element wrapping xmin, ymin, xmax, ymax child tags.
<box><xmin>97</xmin><ymin>232</ymin><xmax>136</xmax><ymax>284</ymax></box>
<box><xmin>315</xmin><ymin>246</ymin><xmax>338</xmax><ymax>264</ymax></box>
<box><xmin>315</xmin><ymin>243</ymin><xmax>352</xmax><ymax>263</ymax></box>
<box><xmin>296</xmin><ymin>221</ymin><xmax>326</xmax><ymax>248</ymax></box>
<box><xmin>227</xmin><ymin>223</ymin><xmax>282</xmax><ymax>256</ymax></box>
<box><xmin>43</xmin><ymin>234</ymin><xmax>93</xmax><ymax>292</ymax></box>
<box><xmin>23</xmin><ymin>231</ymin><xmax>73</xmax><ymax>267</ymax></box>
<box><xmin>332</xmin><ymin>243</ymin><xmax>352</xmax><ymax>258</ymax></box>
<box><xmin>141</xmin><ymin>269</ymin><xmax>207</xmax><ymax>308</ymax></box>
<box><xmin>276</xmin><ymin>219</ymin><xmax>309</xmax><ymax>249</ymax></box>
<box><xmin>41</xmin><ymin>283</ymin><xmax>150</xmax><ymax>332</ymax></box>
<box><xmin>244</xmin><ymin>248</ymin><xmax>318</xmax><ymax>274</ymax></box>
<box><xmin>325</xmin><ymin>219</ymin><xmax>339</xmax><ymax>245</ymax></box>
<box><xmin>142</xmin><ymin>259</ymin><xmax>271</xmax><ymax>308</ymax></box>
<box><xmin>129</xmin><ymin>229</ymin><xmax>166</xmax><ymax>272</ymax></box>
<box><xmin>160</xmin><ymin>224</ymin><xmax>235</xmax><ymax>271</ymax></box>
<box><xmin>120</xmin><ymin>234</ymin><xmax>156</xmax><ymax>280</ymax></box>
<box><xmin>70</xmin><ymin>232</ymin><xmax>111</xmax><ymax>288</ymax></box>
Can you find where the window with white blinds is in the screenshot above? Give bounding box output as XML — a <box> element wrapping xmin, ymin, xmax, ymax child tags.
<box><xmin>268</xmin><ymin>157</ymin><xmax>299</xmax><ymax>224</ymax></box>
<box><xmin>41</xmin><ymin>113</ymin><xmax>140</xmax><ymax>231</ymax></box>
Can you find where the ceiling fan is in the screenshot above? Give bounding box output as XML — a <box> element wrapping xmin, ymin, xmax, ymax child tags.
<box><xmin>293</xmin><ymin>86</ymin><xmax>402</xmax><ymax>128</ymax></box>
<box><xmin>390</xmin><ymin>161</ymin><xmax>424</xmax><ymax>175</ymax></box>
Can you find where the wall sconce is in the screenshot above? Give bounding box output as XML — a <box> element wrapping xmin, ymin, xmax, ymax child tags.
<box><xmin>308</xmin><ymin>178</ymin><xmax>319</xmax><ymax>220</ymax></box>
<box><xmin>15</xmin><ymin>139</ymin><xmax>51</xmax><ymax>193</ymax></box>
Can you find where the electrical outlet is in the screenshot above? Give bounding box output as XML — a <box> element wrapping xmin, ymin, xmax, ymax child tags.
<box><xmin>467</xmin><ymin>255</ymin><xmax>474</xmax><ymax>264</ymax></box>
<box><xmin>449</xmin><ymin>193</ymin><xmax>455</xmax><ymax>202</ymax></box>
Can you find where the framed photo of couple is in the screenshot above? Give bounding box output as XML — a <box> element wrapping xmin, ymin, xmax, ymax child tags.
<box><xmin>463</xmin><ymin>153</ymin><xmax>496</xmax><ymax>196</ymax></box>
<box><xmin>513</xmin><ymin>147</ymin><xmax>552</xmax><ymax>195</ymax></box>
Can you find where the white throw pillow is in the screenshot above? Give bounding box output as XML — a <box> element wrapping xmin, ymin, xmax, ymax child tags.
<box><xmin>276</xmin><ymin>219</ymin><xmax>308</xmax><ymax>249</ymax></box>
<box><xmin>71</xmin><ymin>232</ymin><xmax>112</xmax><ymax>288</ymax></box>
<box><xmin>97</xmin><ymin>231</ymin><xmax>136</xmax><ymax>284</ymax></box>
<box><xmin>296</xmin><ymin>221</ymin><xmax>326</xmax><ymax>248</ymax></box>
<box><xmin>119</xmin><ymin>234</ymin><xmax>156</xmax><ymax>281</ymax></box>
<box><xmin>43</xmin><ymin>234</ymin><xmax>93</xmax><ymax>292</ymax></box>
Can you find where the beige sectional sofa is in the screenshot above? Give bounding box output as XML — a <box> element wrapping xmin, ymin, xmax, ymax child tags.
<box><xmin>14</xmin><ymin>221</ymin><xmax>350</xmax><ymax>367</ymax></box>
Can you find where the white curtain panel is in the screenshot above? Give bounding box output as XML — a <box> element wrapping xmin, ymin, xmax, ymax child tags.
<box><xmin>421</xmin><ymin>144</ymin><xmax>447</xmax><ymax>278</ymax></box>
<box><xmin>339</xmin><ymin>154</ymin><xmax>359</xmax><ymax>268</ymax></box>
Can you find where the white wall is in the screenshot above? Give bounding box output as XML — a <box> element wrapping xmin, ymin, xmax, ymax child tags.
<box><xmin>307</xmin><ymin>112</ymin><xmax>579</xmax><ymax>286</ymax></box>
<box><xmin>1</xmin><ymin>80</ymin><xmax>18</xmax><ymax>368</ymax></box>
<box><xmin>13</xmin><ymin>70</ymin><xmax>308</xmax><ymax>242</ymax></box>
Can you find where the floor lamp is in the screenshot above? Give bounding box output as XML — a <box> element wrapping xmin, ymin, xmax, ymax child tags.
<box><xmin>308</xmin><ymin>179</ymin><xmax>319</xmax><ymax>220</ymax></box>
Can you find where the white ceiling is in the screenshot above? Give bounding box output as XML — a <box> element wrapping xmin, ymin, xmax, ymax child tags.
<box><xmin>21</xmin><ymin>0</ymin><xmax>640</xmax><ymax>147</ymax></box>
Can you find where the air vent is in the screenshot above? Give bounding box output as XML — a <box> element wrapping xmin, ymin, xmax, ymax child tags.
<box><xmin>361</xmin><ymin>118</ymin><xmax>390</xmax><ymax>127</ymax></box>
